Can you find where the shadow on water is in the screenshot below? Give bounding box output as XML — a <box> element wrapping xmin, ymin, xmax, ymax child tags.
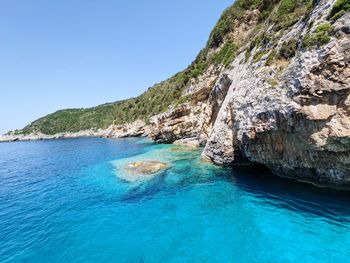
<box><xmin>227</xmin><ymin>165</ymin><xmax>350</xmax><ymax>225</ymax></box>
<box><xmin>118</xmin><ymin>174</ymin><xmax>199</xmax><ymax>204</ymax></box>
<box><xmin>120</xmin><ymin>161</ymin><xmax>350</xmax><ymax>228</ymax></box>
<box><xmin>119</xmin><ymin>176</ymin><xmax>166</xmax><ymax>203</ymax></box>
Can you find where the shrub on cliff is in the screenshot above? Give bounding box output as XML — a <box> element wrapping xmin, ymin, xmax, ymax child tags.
<box><xmin>279</xmin><ymin>39</ymin><xmax>298</xmax><ymax>59</ymax></box>
<box><xmin>253</xmin><ymin>49</ymin><xmax>270</xmax><ymax>63</ymax></box>
<box><xmin>303</xmin><ymin>23</ymin><xmax>333</xmax><ymax>49</ymax></box>
<box><xmin>208</xmin><ymin>0</ymin><xmax>280</xmax><ymax>48</ymax></box>
<box><xmin>211</xmin><ymin>40</ymin><xmax>239</xmax><ymax>66</ymax></box>
<box><xmin>272</xmin><ymin>0</ymin><xmax>315</xmax><ymax>30</ymax></box>
<box><xmin>328</xmin><ymin>0</ymin><xmax>350</xmax><ymax>21</ymax></box>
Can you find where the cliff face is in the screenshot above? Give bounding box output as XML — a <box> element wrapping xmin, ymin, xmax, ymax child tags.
<box><xmin>149</xmin><ymin>65</ymin><xmax>231</xmax><ymax>145</ymax></box>
<box><xmin>149</xmin><ymin>0</ymin><xmax>350</xmax><ymax>189</ymax></box>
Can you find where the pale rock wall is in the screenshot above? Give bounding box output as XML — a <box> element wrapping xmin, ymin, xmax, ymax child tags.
<box><xmin>150</xmin><ymin>1</ymin><xmax>350</xmax><ymax>189</ymax></box>
<box><xmin>203</xmin><ymin>3</ymin><xmax>350</xmax><ymax>189</ymax></box>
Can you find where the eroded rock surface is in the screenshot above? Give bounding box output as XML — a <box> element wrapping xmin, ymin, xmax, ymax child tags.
<box><xmin>148</xmin><ymin>71</ymin><xmax>232</xmax><ymax>145</ymax></box>
<box><xmin>202</xmin><ymin>7</ymin><xmax>350</xmax><ymax>189</ymax></box>
<box><xmin>149</xmin><ymin>1</ymin><xmax>350</xmax><ymax>189</ymax></box>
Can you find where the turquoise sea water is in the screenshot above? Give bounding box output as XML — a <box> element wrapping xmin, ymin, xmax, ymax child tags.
<box><xmin>0</xmin><ymin>138</ymin><xmax>350</xmax><ymax>263</ymax></box>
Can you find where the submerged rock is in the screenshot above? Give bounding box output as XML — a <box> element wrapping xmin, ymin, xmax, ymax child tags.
<box><xmin>125</xmin><ymin>161</ymin><xmax>169</xmax><ymax>175</ymax></box>
<box><xmin>173</xmin><ymin>138</ymin><xmax>200</xmax><ymax>148</ymax></box>
<box><xmin>114</xmin><ymin>160</ymin><xmax>170</xmax><ymax>183</ymax></box>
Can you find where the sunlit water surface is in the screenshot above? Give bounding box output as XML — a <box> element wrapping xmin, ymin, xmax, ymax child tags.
<box><xmin>0</xmin><ymin>138</ymin><xmax>350</xmax><ymax>263</ymax></box>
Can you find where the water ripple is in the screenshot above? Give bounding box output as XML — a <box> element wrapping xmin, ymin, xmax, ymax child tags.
<box><xmin>0</xmin><ymin>138</ymin><xmax>350</xmax><ymax>262</ymax></box>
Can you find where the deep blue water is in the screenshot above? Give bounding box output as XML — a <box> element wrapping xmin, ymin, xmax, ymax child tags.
<box><xmin>1</xmin><ymin>138</ymin><xmax>350</xmax><ymax>263</ymax></box>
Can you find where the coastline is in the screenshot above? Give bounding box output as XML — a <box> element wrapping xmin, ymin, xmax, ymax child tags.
<box><xmin>0</xmin><ymin>120</ymin><xmax>150</xmax><ymax>143</ymax></box>
<box><xmin>2</xmin><ymin>128</ymin><xmax>350</xmax><ymax>191</ymax></box>
<box><xmin>2</xmin><ymin>3</ymin><xmax>349</xmax><ymax>190</ymax></box>
<box><xmin>0</xmin><ymin>131</ymin><xmax>104</xmax><ymax>143</ymax></box>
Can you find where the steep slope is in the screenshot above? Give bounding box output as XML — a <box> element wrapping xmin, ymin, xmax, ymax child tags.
<box><xmin>149</xmin><ymin>0</ymin><xmax>317</xmax><ymax>143</ymax></box>
<box><xmin>202</xmin><ymin>0</ymin><xmax>350</xmax><ymax>189</ymax></box>
<box><xmin>149</xmin><ymin>0</ymin><xmax>350</xmax><ymax>189</ymax></box>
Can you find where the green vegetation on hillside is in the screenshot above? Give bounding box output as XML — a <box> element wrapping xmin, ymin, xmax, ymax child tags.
<box><xmin>279</xmin><ymin>39</ymin><xmax>298</xmax><ymax>59</ymax></box>
<box><xmin>21</xmin><ymin>76</ymin><xmax>189</xmax><ymax>134</ymax></box>
<box><xmin>328</xmin><ymin>0</ymin><xmax>350</xmax><ymax>20</ymax></box>
<box><xmin>211</xmin><ymin>40</ymin><xmax>239</xmax><ymax>66</ymax></box>
<box><xmin>271</xmin><ymin>0</ymin><xmax>315</xmax><ymax>30</ymax></box>
<box><xmin>253</xmin><ymin>49</ymin><xmax>270</xmax><ymax>63</ymax></box>
<box><xmin>261</xmin><ymin>38</ymin><xmax>298</xmax><ymax>66</ymax></box>
<box><xmin>241</xmin><ymin>0</ymin><xmax>313</xmax><ymax>64</ymax></box>
<box><xmin>207</xmin><ymin>0</ymin><xmax>279</xmax><ymax>49</ymax></box>
<box><xmin>303</xmin><ymin>23</ymin><xmax>333</xmax><ymax>49</ymax></box>
<box><xmin>18</xmin><ymin>0</ymin><xmax>320</xmax><ymax>135</ymax></box>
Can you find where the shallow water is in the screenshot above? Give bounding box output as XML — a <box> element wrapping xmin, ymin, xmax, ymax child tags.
<box><xmin>0</xmin><ymin>138</ymin><xmax>350</xmax><ymax>263</ymax></box>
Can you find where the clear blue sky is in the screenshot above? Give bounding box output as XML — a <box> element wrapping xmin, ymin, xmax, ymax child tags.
<box><xmin>0</xmin><ymin>0</ymin><xmax>233</xmax><ymax>134</ymax></box>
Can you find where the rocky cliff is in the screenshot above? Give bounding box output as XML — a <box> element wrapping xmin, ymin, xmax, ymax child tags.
<box><xmin>4</xmin><ymin>0</ymin><xmax>350</xmax><ymax>189</ymax></box>
<box><xmin>149</xmin><ymin>0</ymin><xmax>350</xmax><ymax>189</ymax></box>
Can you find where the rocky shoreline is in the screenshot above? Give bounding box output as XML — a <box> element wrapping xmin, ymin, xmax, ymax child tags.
<box><xmin>0</xmin><ymin>120</ymin><xmax>151</xmax><ymax>143</ymax></box>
